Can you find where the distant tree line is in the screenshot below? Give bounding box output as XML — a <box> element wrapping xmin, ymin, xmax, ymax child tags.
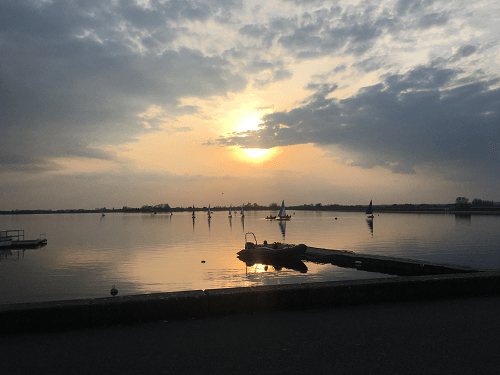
<box><xmin>455</xmin><ymin>197</ymin><xmax>497</xmax><ymax>209</ymax></box>
<box><xmin>2</xmin><ymin>199</ymin><xmax>499</xmax><ymax>215</ymax></box>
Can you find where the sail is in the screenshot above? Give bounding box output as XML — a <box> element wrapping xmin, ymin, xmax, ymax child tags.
<box><xmin>278</xmin><ymin>200</ymin><xmax>286</xmax><ymax>217</ymax></box>
<box><xmin>229</xmin><ymin>205</ymin><xmax>232</xmax><ymax>215</ymax></box>
<box><xmin>241</xmin><ymin>204</ymin><xmax>244</xmax><ymax>215</ymax></box>
<box><xmin>192</xmin><ymin>205</ymin><xmax>195</xmax><ymax>217</ymax></box>
<box><xmin>208</xmin><ymin>205</ymin><xmax>211</xmax><ymax>216</ymax></box>
<box><xmin>366</xmin><ymin>200</ymin><xmax>373</xmax><ymax>215</ymax></box>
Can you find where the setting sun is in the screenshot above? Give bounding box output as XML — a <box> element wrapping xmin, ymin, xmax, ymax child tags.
<box><xmin>231</xmin><ymin>146</ymin><xmax>277</xmax><ymax>164</ymax></box>
<box><xmin>243</xmin><ymin>148</ymin><xmax>270</xmax><ymax>158</ymax></box>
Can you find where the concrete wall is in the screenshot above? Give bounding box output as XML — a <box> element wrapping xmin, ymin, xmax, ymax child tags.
<box><xmin>1</xmin><ymin>271</ymin><xmax>500</xmax><ymax>334</ymax></box>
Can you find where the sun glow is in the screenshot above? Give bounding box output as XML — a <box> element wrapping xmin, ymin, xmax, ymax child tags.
<box><xmin>231</xmin><ymin>146</ymin><xmax>277</xmax><ymax>164</ymax></box>
<box><xmin>243</xmin><ymin>148</ymin><xmax>271</xmax><ymax>158</ymax></box>
<box><xmin>237</xmin><ymin>116</ymin><xmax>262</xmax><ymax>132</ymax></box>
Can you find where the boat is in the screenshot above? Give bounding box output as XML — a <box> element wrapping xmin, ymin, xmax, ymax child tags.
<box><xmin>265</xmin><ymin>215</ymin><xmax>276</xmax><ymax>220</ymax></box>
<box><xmin>207</xmin><ymin>204</ymin><xmax>211</xmax><ymax>219</ymax></box>
<box><xmin>276</xmin><ymin>200</ymin><xmax>291</xmax><ymax>221</ymax></box>
<box><xmin>170</xmin><ymin>208</ymin><xmax>173</xmax><ymax>216</ymax></box>
<box><xmin>237</xmin><ymin>232</ymin><xmax>307</xmax><ymax>259</ymax></box>
<box><xmin>366</xmin><ymin>200</ymin><xmax>374</xmax><ymax>218</ymax></box>
<box><xmin>228</xmin><ymin>205</ymin><xmax>232</xmax><ymax>218</ymax></box>
<box><xmin>240</xmin><ymin>203</ymin><xmax>244</xmax><ymax>218</ymax></box>
<box><xmin>0</xmin><ymin>236</ymin><xmax>12</xmax><ymax>248</ymax></box>
<box><xmin>192</xmin><ymin>205</ymin><xmax>196</xmax><ymax>218</ymax></box>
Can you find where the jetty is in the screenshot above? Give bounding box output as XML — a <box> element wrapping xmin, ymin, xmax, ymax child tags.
<box><xmin>302</xmin><ymin>246</ymin><xmax>481</xmax><ymax>276</ymax></box>
<box><xmin>0</xmin><ymin>230</ymin><xmax>47</xmax><ymax>249</ymax></box>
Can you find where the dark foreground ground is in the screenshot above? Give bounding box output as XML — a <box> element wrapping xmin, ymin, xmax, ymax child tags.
<box><xmin>2</xmin><ymin>295</ymin><xmax>500</xmax><ymax>375</ymax></box>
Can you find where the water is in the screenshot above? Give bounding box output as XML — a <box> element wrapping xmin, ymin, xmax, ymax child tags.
<box><xmin>1</xmin><ymin>210</ymin><xmax>499</xmax><ymax>305</ymax></box>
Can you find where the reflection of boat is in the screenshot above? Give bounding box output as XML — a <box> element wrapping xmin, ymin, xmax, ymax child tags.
<box><xmin>366</xmin><ymin>218</ymin><xmax>373</xmax><ymax>236</ymax></box>
<box><xmin>237</xmin><ymin>232</ymin><xmax>306</xmax><ymax>259</ymax></box>
<box><xmin>276</xmin><ymin>200</ymin><xmax>291</xmax><ymax>221</ymax></box>
<box><xmin>228</xmin><ymin>205</ymin><xmax>232</xmax><ymax>218</ymax></box>
<box><xmin>240</xmin><ymin>257</ymin><xmax>308</xmax><ymax>273</ymax></box>
<box><xmin>366</xmin><ymin>200</ymin><xmax>374</xmax><ymax>218</ymax></box>
<box><xmin>279</xmin><ymin>220</ymin><xmax>286</xmax><ymax>241</ymax></box>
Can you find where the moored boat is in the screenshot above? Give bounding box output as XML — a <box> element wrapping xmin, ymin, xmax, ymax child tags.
<box><xmin>0</xmin><ymin>236</ymin><xmax>12</xmax><ymax>248</ymax></box>
<box><xmin>237</xmin><ymin>232</ymin><xmax>307</xmax><ymax>259</ymax></box>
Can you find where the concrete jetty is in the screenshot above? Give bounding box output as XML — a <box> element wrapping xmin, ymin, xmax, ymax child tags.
<box><xmin>303</xmin><ymin>246</ymin><xmax>481</xmax><ymax>276</ymax></box>
<box><xmin>1</xmin><ymin>270</ymin><xmax>499</xmax><ymax>334</ymax></box>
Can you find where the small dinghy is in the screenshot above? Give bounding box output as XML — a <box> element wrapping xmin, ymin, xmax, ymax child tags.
<box><xmin>237</xmin><ymin>232</ymin><xmax>307</xmax><ymax>259</ymax></box>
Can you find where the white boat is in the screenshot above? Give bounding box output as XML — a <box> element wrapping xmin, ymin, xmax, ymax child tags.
<box><xmin>237</xmin><ymin>232</ymin><xmax>306</xmax><ymax>259</ymax></box>
<box><xmin>366</xmin><ymin>200</ymin><xmax>374</xmax><ymax>218</ymax></box>
<box><xmin>207</xmin><ymin>204</ymin><xmax>211</xmax><ymax>219</ymax></box>
<box><xmin>192</xmin><ymin>205</ymin><xmax>196</xmax><ymax>218</ymax></box>
<box><xmin>228</xmin><ymin>205</ymin><xmax>232</xmax><ymax>218</ymax></box>
<box><xmin>240</xmin><ymin>203</ymin><xmax>244</xmax><ymax>218</ymax></box>
<box><xmin>276</xmin><ymin>200</ymin><xmax>291</xmax><ymax>221</ymax></box>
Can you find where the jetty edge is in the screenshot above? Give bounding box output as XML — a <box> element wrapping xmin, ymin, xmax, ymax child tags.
<box><xmin>1</xmin><ymin>247</ymin><xmax>499</xmax><ymax>334</ymax></box>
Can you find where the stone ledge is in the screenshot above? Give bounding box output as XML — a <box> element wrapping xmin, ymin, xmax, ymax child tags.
<box><xmin>1</xmin><ymin>271</ymin><xmax>500</xmax><ymax>334</ymax></box>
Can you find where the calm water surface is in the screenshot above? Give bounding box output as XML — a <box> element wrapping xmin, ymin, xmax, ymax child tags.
<box><xmin>1</xmin><ymin>211</ymin><xmax>499</xmax><ymax>305</ymax></box>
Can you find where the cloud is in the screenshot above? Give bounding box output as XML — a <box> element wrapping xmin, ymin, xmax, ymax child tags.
<box><xmin>215</xmin><ymin>59</ymin><xmax>500</xmax><ymax>182</ymax></box>
<box><xmin>1</xmin><ymin>0</ymin><xmax>247</xmax><ymax>173</ymax></box>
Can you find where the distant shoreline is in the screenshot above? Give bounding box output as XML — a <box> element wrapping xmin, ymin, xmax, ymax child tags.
<box><xmin>2</xmin><ymin>206</ymin><xmax>500</xmax><ymax>215</ymax></box>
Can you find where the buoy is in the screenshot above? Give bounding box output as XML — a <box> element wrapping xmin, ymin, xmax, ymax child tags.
<box><xmin>201</xmin><ymin>260</ymin><xmax>205</xmax><ymax>263</ymax></box>
<box><xmin>110</xmin><ymin>285</ymin><xmax>118</xmax><ymax>296</ymax></box>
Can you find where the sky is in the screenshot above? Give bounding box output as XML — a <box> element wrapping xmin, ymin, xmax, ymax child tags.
<box><xmin>1</xmin><ymin>0</ymin><xmax>500</xmax><ymax>210</ymax></box>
